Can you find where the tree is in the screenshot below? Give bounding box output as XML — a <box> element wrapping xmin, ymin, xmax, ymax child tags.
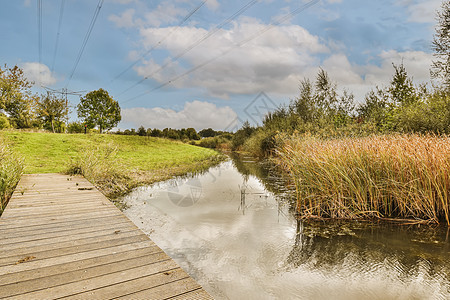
<box><xmin>36</xmin><ymin>94</ymin><xmax>68</xmax><ymax>133</ymax></box>
<box><xmin>185</xmin><ymin>128</ymin><xmax>200</xmax><ymax>140</ymax></box>
<box><xmin>77</xmin><ymin>88</ymin><xmax>121</xmax><ymax>133</ymax></box>
<box><xmin>0</xmin><ymin>65</ymin><xmax>36</xmax><ymax>128</ymax></box>
<box><xmin>388</xmin><ymin>63</ymin><xmax>418</xmax><ymax>106</ymax></box>
<box><xmin>137</xmin><ymin>125</ymin><xmax>146</xmax><ymax>136</ymax></box>
<box><xmin>431</xmin><ymin>1</ymin><xmax>450</xmax><ymax>89</ymax></box>
<box><xmin>199</xmin><ymin>128</ymin><xmax>216</xmax><ymax>138</ymax></box>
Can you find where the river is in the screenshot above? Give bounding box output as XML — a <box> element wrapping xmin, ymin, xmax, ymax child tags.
<box><xmin>122</xmin><ymin>155</ymin><xmax>450</xmax><ymax>300</ymax></box>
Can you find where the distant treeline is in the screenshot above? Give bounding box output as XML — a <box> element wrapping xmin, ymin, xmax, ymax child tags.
<box><xmin>114</xmin><ymin>126</ymin><xmax>230</xmax><ymax>141</ymax></box>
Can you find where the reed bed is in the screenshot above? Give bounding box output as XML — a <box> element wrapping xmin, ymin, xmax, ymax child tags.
<box><xmin>276</xmin><ymin>134</ymin><xmax>450</xmax><ymax>225</ymax></box>
<box><xmin>0</xmin><ymin>141</ymin><xmax>23</xmax><ymax>214</ymax></box>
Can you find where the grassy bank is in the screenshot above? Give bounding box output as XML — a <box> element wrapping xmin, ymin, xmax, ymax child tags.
<box><xmin>0</xmin><ymin>131</ymin><xmax>223</xmax><ymax>208</ymax></box>
<box><xmin>277</xmin><ymin>134</ymin><xmax>450</xmax><ymax>225</ymax></box>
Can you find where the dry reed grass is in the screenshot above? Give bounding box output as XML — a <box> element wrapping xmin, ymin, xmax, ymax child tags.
<box><xmin>277</xmin><ymin>134</ymin><xmax>450</xmax><ymax>225</ymax></box>
<box><xmin>0</xmin><ymin>141</ymin><xmax>23</xmax><ymax>214</ymax></box>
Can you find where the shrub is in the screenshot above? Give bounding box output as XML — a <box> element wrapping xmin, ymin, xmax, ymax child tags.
<box><xmin>0</xmin><ymin>115</ymin><xmax>11</xmax><ymax>129</ymax></box>
<box><xmin>67</xmin><ymin>122</ymin><xmax>85</xmax><ymax>133</ymax></box>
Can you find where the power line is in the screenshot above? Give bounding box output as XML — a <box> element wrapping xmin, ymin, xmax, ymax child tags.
<box><xmin>117</xmin><ymin>0</ymin><xmax>260</xmax><ymax>96</ymax></box>
<box><xmin>37</xmin><ymin>0</ymin><xmax>42</xmax><ymax>65</ymax></box>
<box><xmin>109</xmin><ymin>0</ymin><xmax>209</xmax><ymax>84</ymax></box>
<box><xmin>51</xmin><ymin>0</ymin><xmax>66</xmax><ymax>73</ymax></box>
<box><xmin>65</xmin><ymin>0</ymin><xmax>104</xmax><ymax>88</ymax></box>
<box><xmin>123</xmin><ymin>0</ymin><xmax>319</xmax><ymax>104</ymax></box>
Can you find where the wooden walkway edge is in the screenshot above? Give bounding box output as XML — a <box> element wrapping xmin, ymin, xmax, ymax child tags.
<box><xmin>0</xmin><ymin>174</ymin><xmax>213</xmax><ymax>299</ymax></box>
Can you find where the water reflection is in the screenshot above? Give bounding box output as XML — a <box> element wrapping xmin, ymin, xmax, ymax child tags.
<box><xmin>122</xmin><ymin>155</ymin><xmax>450</xmax><ymax>300</ymax></box>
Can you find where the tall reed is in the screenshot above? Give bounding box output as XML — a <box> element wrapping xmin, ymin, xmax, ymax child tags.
<box><xmin>277</xmin><ymin>134</ymin><xmax>450</xmax><ymax>225</ymax></box>
<box><xmin>0</xmin><ymin>140</ymin><xmax>23</xmax><ymax>214</ymax></box>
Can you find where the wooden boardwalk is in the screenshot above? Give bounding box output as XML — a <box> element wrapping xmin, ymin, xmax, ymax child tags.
<box><xmin>0</xmin><ymin>174</ymin><xmax>212</xmax><ymax>299</ymax></box>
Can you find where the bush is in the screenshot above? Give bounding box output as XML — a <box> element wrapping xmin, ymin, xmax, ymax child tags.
<box><xmin>67</xmin><ymin>122</ymin><xmax>85</xmax><ymax>134</ymax></box>
<box><xmin>242</xmin><ymin>129</ymin><xmax>278</xmax><ymax>157</ymax></box>
<box><xmin>0</xmin><ymin>115</ymin><xmax>11</xmax><ymax>129</ymax></box>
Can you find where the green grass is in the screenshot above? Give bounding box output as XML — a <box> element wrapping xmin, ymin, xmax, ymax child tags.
<box><xmin>277</xmin><ymin>134</ymin><xmax>450</xmax><ymax>225</ymax></box>
<box><xmin>0</xmin><ymin>131</ymin><xmax>220</xmax><ymax>173</ymax></box>
<box><xmin>0</xmin><ymin>131</ymin><xmax>223</xmax><ymax>205</ymax></box>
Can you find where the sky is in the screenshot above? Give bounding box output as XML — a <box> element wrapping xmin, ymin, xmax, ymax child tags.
<box><xmin>0</xmin><ymin>0</ymin><xmax>444</xmax><ymax>131</ymax></box>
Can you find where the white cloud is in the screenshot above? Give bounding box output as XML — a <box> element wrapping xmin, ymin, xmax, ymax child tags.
<box><xmin>109</xmin><ymin>9</ymin><xmax>136</xmax><ymax>28</ymax></box>
<box><xmin>21</xmin><ymin>62</ymin><xmax>59</xmax><ymax>86</ymax></box>
<box><xmin>135</xmin><ymin>19</ymin><xmax>328</xmax><ymax>97</ymax></box>
<box><xmin>121</xmin><ymin>100</ymin><xmax>237</xmax><ymax>130</ymax></box>
<box><xmin>398</xmin><ymin>0</ymin><xmax>441</xmax><ymax>23</ymax></box>
<box><xmin>364</xmin><ymin>50</ymin><xmax>433</xmax><ymax>85</ymax></box>
<box><xmin>206</xmin><ymin>0</ymin><xmax>220</xmax><ymax>11</ymax></box>
<box><xmin>324</xmin><ymin>50</ymin><xmax>434</xmax><ymax>103</ymax></box>
<box><xmin>144</xmin><ymin>2</ymin><xmax>187</xmax><ymax>27</ymax></box>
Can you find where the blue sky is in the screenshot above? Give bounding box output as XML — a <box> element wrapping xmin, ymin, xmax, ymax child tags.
<box><xmin>0</xmin><ymin>0</ymin><xmax>443</xmax><ymax>130</ymax></box>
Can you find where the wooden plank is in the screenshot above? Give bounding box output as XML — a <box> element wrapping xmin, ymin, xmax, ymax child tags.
<box><xmin>0</xmin><ymin>213</ymin><xmax>124</xmax><ymax>232</ymax></box>
<box><xmin>0</xmin><ymin>221</ymin><xmax>136</xmax><ymax>245</ymax></box>
<box><xmin>170</xmin><ymin>288</ymin><xmax>214</xmax><ymax>300</ymax></box>
<box><xmin>0</xmin><ymin>251</ymin><xmax>170</xmax><ymax>298</ymax></box>
<box><xmin>0</xmin><ymin>174</ymin><xmax>212</xmax><ymax>300</ymax></box>
<box><xmin>6</xmin><ymin>261</ymin><xmax>181</xmax><ymax>299</ymax></box>
<box><xmin>0</xmin><ymin>233</ymin><xmax>148</xmax><ymax>267</ymax></box>
<box><xmin>0</xmin><ymin>217</ymin><xmax>131</xmax><ymax>239</ymax></box>
<box><xmin>117</xmin><ymin>277</ymin><xmax>203</xmax><ymax>299</ymax></box>
<box><xmin>0</xmin><ymin>246</ymin><xmax>161</xmax><ymax>286</ymax></box>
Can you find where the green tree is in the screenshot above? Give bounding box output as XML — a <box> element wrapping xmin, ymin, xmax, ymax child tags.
<box><xmin>77</xmin><ymin>89</ymin><xmax>121</xmax><ymax>133</ymax></box>
<box><xmin>151</xmin><ymin>128</ymin><xmax>162</xmax><ymax>137</ymax></box>
<box><xmin>36</xmin><ymin>94</ymin><xmax>68</xmax><ymax>133</ymax></box>
<box><xmin>388</xmin><ymin>63</ymin><xmax>418</xmax><ymax>106</ymax></box>
<box><xmin>137</xmin><ymin>125</ymin><xmax>146</xmax><ymax>136</ymax></box>
<box><xmin>0</xmin><ymin>65</ymin><xmax>36</xmax><ymax>128</ymax></box>
<box><xmin>185</xmin><ymin>128</ymin><xmax>200</xmax><ymax>140</ymax></box>
<box><xmin>431</xmin><ymin>1</ymin><xmax>450</xmax><ymax>89</ymax></box>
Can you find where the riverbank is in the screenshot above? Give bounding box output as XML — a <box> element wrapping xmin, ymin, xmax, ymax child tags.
<box><xmin>276</xmin><ymin>133</ymin><xmax>450</xmax><ymax>226</ymax></box>
<box><xmin>0</xmin><ymin>131</ymin><xmax>224</xmax><ymax>211</ymax></box>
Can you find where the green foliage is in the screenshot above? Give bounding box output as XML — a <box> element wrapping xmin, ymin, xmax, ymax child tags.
<box><xmin>388</xmin><ymin>63</ymin><xmax>418</xmax><ymax>106</ymax></box>
<box><xmin>36</xmin><ymin>94</ymin><xmax>68</xmax><ymax>133</ymax></box>
<box><xmin>231</xmin><ymin>121</ymin><xmax>256</xmax><ymax>150</ymax></box>
<box><xmin>242</xmin><ymin>129</ymin><xmax>278</xmax><ymax>157</ymax></box>
<box><xmin>0</xmin><ymin>65</ymin><xmax>36</xmax><ymax>128</ymax></box>
<box><xmin>150</xmin><ymin>128</ymin><xmax>162</xmax><ymax>137</ymax></box>
<box><xmin>137</xmin><ymin>126</ymin><xmax>146</xmax><ymax>136</ymax></box>
<box><xmin>0</xmin><ymin>114</ymin><xmax>10</xmax><ymax>129</ymax></box>
<box><xmin>197</xmin><ymin>134</ymin><xmax>232</xmax><ymax>149</ymax></box>
<box><xmin>77</xmin><ymin>88</ymin><xmax>121</xmax><ymax>133</ymax></box>
<box><xmin>67</xmin><ymin>121</ymin><xmax>85</xmax><ymax>134</ymax></box>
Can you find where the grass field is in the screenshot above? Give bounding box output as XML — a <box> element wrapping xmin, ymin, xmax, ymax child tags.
<box><xmin>0</xmin><ymin>131</ymin><xmax>221</xmax><ymax>173</ymax></box>
<box><xmin>0</xmin><ymin>131</ymin><xmax>223</xmax><ymax>208</ymax></box>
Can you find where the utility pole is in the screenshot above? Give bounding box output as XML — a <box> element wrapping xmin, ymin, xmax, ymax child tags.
<box><xmin>43</xmin><ymin>86</ymin><xmax>86</xmax><ymax>132</ymax></box>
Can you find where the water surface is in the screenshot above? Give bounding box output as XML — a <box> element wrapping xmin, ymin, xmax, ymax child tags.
<box><xmin>123</xmin><ymin>156</ymin><xmax>450</xmax><ymax>300</ymax></box>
